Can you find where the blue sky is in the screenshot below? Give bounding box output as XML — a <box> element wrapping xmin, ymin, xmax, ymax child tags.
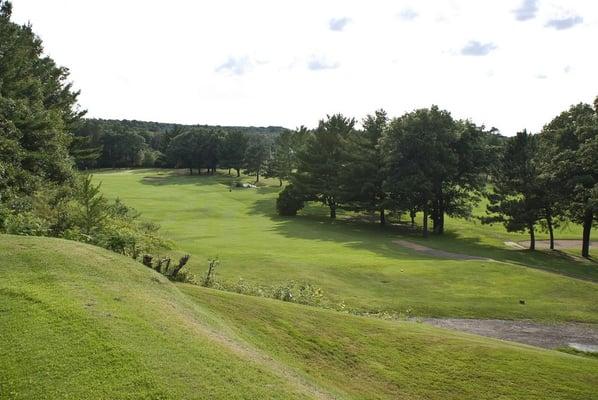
<box><xmin>11</xmin><ymin>0</ymin><xmax>598</xmax><ymax>134</ymax></box>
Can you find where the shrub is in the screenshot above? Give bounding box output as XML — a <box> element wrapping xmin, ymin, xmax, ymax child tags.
<box><xmin>4</xmin><ymin>212</ymin><xmax>49</xmax><ymax>236</ymax></box>
<box><xmin>276</xmin><ymin>184</ymin><xmax>305</xmax><ymax>216</ymax></box>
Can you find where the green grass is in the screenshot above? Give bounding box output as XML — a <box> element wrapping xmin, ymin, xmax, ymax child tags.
<box><xmin>93</xmin><ymin>169</ymin><xmax>598</xmax><ymax>323</ymax></box>
<box><xmin>1</xmin><ymin>235</ymin><xmax>597</xmax><ymax>399</ymax></box>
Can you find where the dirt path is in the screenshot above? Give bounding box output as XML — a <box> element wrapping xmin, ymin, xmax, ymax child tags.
<box><xmin>393</xmin><ymin>239</ymin><xmax>491</xmax><ymax>260</ymax></box>
<box><xmin>516</xmin><ymin>239</ymin><xmax>597</xmax><ymax>250</ymax></box>
<box><xmin>421</xmin><ymin>318</ymin><xmax>598</xmax><ymax>350</ymax></box>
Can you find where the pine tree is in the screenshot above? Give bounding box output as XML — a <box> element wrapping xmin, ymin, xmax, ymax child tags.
<box><xmin>293</xmin><ymin>114</ymin><xmax>355</xmax><ymax>219</ymax></box>
<box><xmin>340</xmin><ymin>109</ymin><xmax>388</xmax><ymax>224</ymax></box>
<box><xmin>265</xmin><ymin>130</ymin><xmax>297</xmax><ymax>186</ymax></box>
<box><xmin>483</xmin><ymin>131</ymin><xmax>543</xmax><ymax>249</ymax></box>
<box><xmin>540</xmin><ymin>101</ymin><xmax>598</xmax><ymax>257</ymax></box>
<box><xmin>244</xmin><ymin>136</ymin><xmax>270</xmax><ymax>182</ymax></box>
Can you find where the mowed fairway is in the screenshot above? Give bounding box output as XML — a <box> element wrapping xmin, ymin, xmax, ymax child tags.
<box><xmin>95</xmin><ymin>169</ymin><xmax>598</xmax><ymax>322</ymax></box>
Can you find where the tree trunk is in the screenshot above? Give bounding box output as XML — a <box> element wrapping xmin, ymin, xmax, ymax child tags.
<box><xmin>329</xmin><ymin>201</ymin><xmax>336</xmax><ymax>219</ymax></box>
<box><xmin>422</xmin><ymin>207</ymin><xmax>429</xmax><ymax>238</ymax></box>
<box><xmin>546</xmin><ymin>211</ymin><xmax>554</xmax><ymax>250</ymax></box>
<box><xmin>236</xmin><ymin>168</ymin><xmax>241</xmax><ymax>177</ymax></box>
<box><xmin>256</xmin><ymin>169</ymin><xmax>260</xmax><ymax>182</ymax></box>
<box><xmin>528</xmin><ymin>223</ymin><xmax>535</xmax><ymax>250</ymax></box>
<box><xmin>228</xmin><ymin>168</ymin><xmax>231</xmax><ymax>175</ymax></box>
<box><xmin>582</xmin><ymin>209</ymin><xmax>593</xmax><ymax>258</ymax></box>
<box><xmin>189</xmin><ymin>167</ymin><xmax>192</xmax><ymax>175</ymax></box>
<box><xmin>438</xmin><ymin>198</ymin><xmax>445</xmax><ymax>234</ymax></box>
<box><xmin>410</xmin><ymin>209</ymin><xmax>416</xmax><ymax>227</ymax></box>
<box><xmin>279</xmin><ymin>178</ymin><xmax>283</xmax><ymax>186</ymax></box>
<box><xmin>380</xmin><ymin>208</ymin><xmax>386</xmax><ymax>225</ymax></box>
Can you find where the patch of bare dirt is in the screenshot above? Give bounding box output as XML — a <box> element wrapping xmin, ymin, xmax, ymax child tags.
<box><xmin>393</xmin><ymin>239</ymin><xmax>491</xmax><ymax>260</ymax></box>
<box><xmin>421</xmin><ymin>318</ymin><xmax>598</xmax><ymax>350</ymax></box>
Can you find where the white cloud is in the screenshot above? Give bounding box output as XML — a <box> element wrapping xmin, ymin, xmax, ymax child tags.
<box><xmin>545</xmin><ymin>15</ymin><xmax>583</xmax><ymax>30</ymax></box>
<box><xmin>513</xmin><ymin>0</ymin><xmax>538</xmax><ymax>21</ymax></box>
<box><xmin>329</xmin><ymin>17</ymin><xmax>351</xmax><ymax>31</ymax></box>
<box><xmin>9</xmin><ymin>0</ymin><xmax>598</xmax><ymax>136</ymax></box>
<box><xmin>397</xmin><ymin>8</ymin><xmax>418</xmax><ymax>21</ymax></box>
<box><xmin>461</xmin><ymin>41</ymin><xmax>497</xmax><ymax>56</ymax></box>
<box><xmin>215</xmin><ymin>56</ymin><xmax>252</xmax><ymax>75</ymax></box>
<box><xmin>307</xmin><ymin>56</ymin><xmax>340</xmax><ymax>71</ymax></box>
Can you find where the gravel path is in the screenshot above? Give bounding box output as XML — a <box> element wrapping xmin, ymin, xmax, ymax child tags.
<box><xmin>393</xmin><ymin>239</ymin><xmax>491</xmax><ymax>260</ymax></box>
<box><xmin>421</xmin><ymin>318</ymin><xmax>598</xmax><ymax>350</ymax></box>
<box><xmin>516</xmin><ymin>239</ymin><xmax>597</xmax><ymax>250</ymax></box>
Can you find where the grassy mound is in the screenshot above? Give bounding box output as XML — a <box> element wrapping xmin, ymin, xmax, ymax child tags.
<box><xmin>1</xmin><ymin>235</ymin><xmax>597</xmax><ymax>399</ymax></box>
<box><xmin>94</xmin><ymin>169</ymin><xmax>598</xmax><ymax>322</ymax></box>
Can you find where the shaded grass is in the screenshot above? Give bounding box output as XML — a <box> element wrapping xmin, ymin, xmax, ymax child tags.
<box><xmin>94</xmin><ymin>169</ymin><xmax>598</xmax><ymax>322</ymax></box>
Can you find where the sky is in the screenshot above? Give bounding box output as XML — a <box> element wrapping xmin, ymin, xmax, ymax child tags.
<box><xmin>11</xmin><ymin>0</ymin><xmax>598</xmax><ymax>134</ymax></box>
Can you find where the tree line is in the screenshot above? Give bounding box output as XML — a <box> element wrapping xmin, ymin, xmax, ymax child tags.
<box><xmin>274</xmin><ymin>104</ymin><xmax>596</xmax><ymax>258</ymax></box>
<box><xmin>1</xmin><ymin>0</ymin><xmax>595</xmax><ymax>259</ymax></box>
<box><xmin>71</xmin><ymin>118</ymin><xmax>287</xmax><ymax>170</ymax></box>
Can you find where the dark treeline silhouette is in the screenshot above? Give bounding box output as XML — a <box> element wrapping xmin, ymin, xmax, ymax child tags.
<box><xmin>71</xmin><ymin>118</ymin><xmax>288</xmax><ymax>169</ymax></box>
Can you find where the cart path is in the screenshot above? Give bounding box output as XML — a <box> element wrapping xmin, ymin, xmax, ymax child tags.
<box><xmin>421</xmin><ymin>318</ymin><xmax>598</xmax><ymax>350</ymax></box>
<box><xmin>393</xmin><ymin>239</ymin><xmax>492</xmax><ymax>260</ymax></box>
<box><xmin>516</xmin><ymin>239</ymin><xmax>597</xmax><ymax>250</ymax></box>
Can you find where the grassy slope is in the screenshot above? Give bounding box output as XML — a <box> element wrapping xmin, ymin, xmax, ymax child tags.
<box><xmin>0</xmin><ymin>235</ymin><xmax>311</xmax><ymax>400</ymax></box>
<box><xmin>94</xmin><ymin>169</ymin><xmax>598</xmax><ymax>322</ymax></box>
<box><xmin>1</xmin><ymin>235</ymin><xmax>597</xmax><ymax>399</ymax></box>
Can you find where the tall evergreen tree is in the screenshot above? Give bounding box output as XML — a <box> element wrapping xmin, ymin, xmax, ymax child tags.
<box><xmin>293</xmin><ymin>114</ymin><xmax>355</xmax><ymax>219</ymax></box>
<box><xmin>540</xmin><ymin>101</ymin><xmax>598</xmax><ymax>257</ymax></box>
<box><xmin>483</xmin><ymin>131</ymin><xmax>543</xmax><ymax>249</ymax></box>
<box><xmin>0</xmin><ymin>0</ymin><xmax>83</xmax><ymax>201</ymax></box>
<box><xmin>341</xmin><ymin>109</ymin><xmax>389</xmax><ymax>224</ymax></box>
<box><xmin>265</xmin><ymin>130</ymin><xmax>298</xmax><ymax>186</ymax></box>
<box><xmin>244</xmin><ymin>136</ymin><xmax>270</xmax><ymax>182</ymax></box>
<box><xmin>220</xmin><ymin>130</ymin><xmax>248</xmax><ymax>177</ymax></box>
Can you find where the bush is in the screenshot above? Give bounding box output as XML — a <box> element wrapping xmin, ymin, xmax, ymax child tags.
<box><xmin>4</xmin><ymin>212</ymin><xmax>49</xmax><ymax>236</ymax></box>
<box><xmin>276</xmin><ymin>184</ymin><xmax>305</xmax><ymax>216</ymax></box>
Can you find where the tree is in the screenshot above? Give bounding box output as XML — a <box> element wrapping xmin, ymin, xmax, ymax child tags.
<box><xmin>540</xmin><ymin>101</ymin><xmax>598</xmax><ymax>257</ymax></box>
<box><xmin>266</xmin><ymin>130</ymin><xmax>297</xmax><ymax>186</ymax></box>
<box><xmin>483</xmin><ymin>131</ymin><xmax>543</xmax><ymax>250</ymax></box>
<box><xmin>220</xmin><ymin>131</ymin><xmax>248</xmax><ymax>177</ymax></box>
<box><xmin>244</xmin><ymin>136</ymin><xmax>270</xmax><ymax>182</ymax></box>
<box><xmin>383</xmin><ymin>107</ymin><xmax>490</xmax><ymax>236</ymax></box>
<box><xmin>69</xmin><ymin>135</ymin><xmax>102</xmax><ymax>169</ymax></box>
<box><xmin>0</xmin><ymin>0</ymin><xmax>83</xmax><ymax>199</ymax></box>
<box><xmin>166</xmin><ymin>130</ymin><xmax>197</xmax><ymax>174</ymax></box>
<box><xmin>340</xmin><ymin>109</ymin><xmax>388</xmax><ymax>224</ymax></box>
<box><xmin>75</xmin><ymin>175</ymin><xmax>107</xmax><ymax>235</ymax></box>
<box><xmin>383</xmin><ymin>106</ymin><xmax>456</xmax><ymax>237</ymax></box>
<box><xmin>292</xmin><ymin>114</ymin><xmax>355</xmax><ymax>219</ymax></box>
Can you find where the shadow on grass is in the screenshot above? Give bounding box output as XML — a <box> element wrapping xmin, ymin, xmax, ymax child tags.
<box><xmin>250</xmin><ymin>197</ymin><xmax>598</xmax><ymax>283</ymax></box>
<box><xmin>138</xmin><ymin>169</ymin><xmax>238</xmax><ymax>188</ymax></box>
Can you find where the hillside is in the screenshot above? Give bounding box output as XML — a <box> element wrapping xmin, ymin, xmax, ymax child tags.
<box><xmin>1</xmin><ymin>235</ymin><xmax>597</xmax><ymax>399</ymax></box>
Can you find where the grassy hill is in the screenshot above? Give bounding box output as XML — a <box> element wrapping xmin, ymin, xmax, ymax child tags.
<box><xmin>93</xmin><ymin>169</ymin><xmax>598</xmax><ymax>323</ymax></box>
<box><xmin>1</xmin><ymin>235</ymin><xmax>597</xmax><ymax>399</ymax></box>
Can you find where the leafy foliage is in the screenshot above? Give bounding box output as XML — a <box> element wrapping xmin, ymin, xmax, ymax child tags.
<box><xmin>276</xmin><ymin>184</ymin><xmax>305</xmax><ymax>216</ymax></box>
